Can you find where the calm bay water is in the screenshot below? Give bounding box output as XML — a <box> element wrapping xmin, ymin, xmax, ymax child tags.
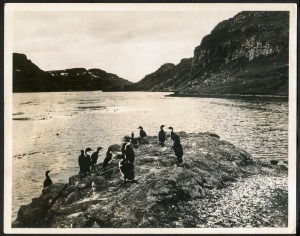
<box><xmin>11</xmin><ymin>92</ymin><xmax>288</xmax><ymax>221</ymax></box>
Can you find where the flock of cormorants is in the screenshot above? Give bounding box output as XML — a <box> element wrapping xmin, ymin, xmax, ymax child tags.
<box><xmin>43</xmin><ymin>126</ymin><xmax>183</xmax><ymax>187</ymax></box>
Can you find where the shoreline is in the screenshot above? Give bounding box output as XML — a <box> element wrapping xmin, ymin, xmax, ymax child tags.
<box><xmin>12</xmin><ymin>90</ymin><xmax>288</xmax><ymax>101</ymax></box>
<box><xmin>165</xmin><ymin>93</ymin><xmax>288</xmax><ymax>101</ymax></box>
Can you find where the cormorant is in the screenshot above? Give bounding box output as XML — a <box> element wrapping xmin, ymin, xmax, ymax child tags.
<box><xmin>168</xmin><ymin>127</ymin><xmax>181</xmax><ymax>145</ymax></box>
<box><xmin>121</xmin><ymin>136</ymin><xmax>131</xmax><ymax>159</ymax></box>
<box><xmin>102</xmin><ymin>147</ymin><xmax>113</xmax><ymax>169</ymax></box>
<box><xmin>119</xmin><ymin>159</ymin><xmax>135</xmax><ymax>183</ymax></box>
<box><xmin>119</xmin><ymin>136</ymin><xmax>136</xmax><ymax>183</ymax></box>
<box><xmin>158</xmin><ymin>125</ymin><xmax>167</xmax><ymax>147</ymax></box>
<box><xmin>91</xmin><ymin>147</ymin><xmax>103</xmax><ymax>170</ymax></box>
<box><xmin>78</xmin><ymin>150</ymin><xmax>85</xmax><ymax>178</ymax></box>
<box><xmin>85</xmin><ymin>147</ymin><xmax>92</xmax><ymax>175</ymax></box>
<box><xmin>168</xmin><ymin>127</ymin><xmax>183</xmax><ymax>164</ymax></box>
<box><xmin>138</xmin><ymin>126</ymin><xmax>149</xmax><ymax>144</ymax></box>
<box><xmin>138</xmin><ymin>126</ymin><xmax>147</xmax><ymax>138</ymax></box>
<box><xmin>43</xmin><ymin>170</ymin><xmax>53</xmax><ymax>188</ymax></box>
<box><xmin>123</xmin><ymin>140</ymin><xmax>135</xmax><ymax>163</ymax></box>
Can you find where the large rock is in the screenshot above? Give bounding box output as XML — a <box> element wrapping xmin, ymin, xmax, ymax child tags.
<box><xmin>14</xmin><ymin>132</ymin><xmax>279</xmax><ymax>228</ymax></box>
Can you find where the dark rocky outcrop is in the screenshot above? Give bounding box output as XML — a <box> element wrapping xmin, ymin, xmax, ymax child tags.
<box><xmin>12</xmin><ymin>133</ymin><xmax>287</xmax><ymax>228</ymax></box>
<box><xmin>12</xmin><ymin>183</ymin><xmax>67</xmax><ymax>227</ymax></box>
<box><xmin>132</xmin><ymin>11</ymin><xmax>289</xmax><ymax>96</ymax></box>
<box><xmin>13</xmin><ymin>53</ymin><xmax>132</xmax><ymax>92</ymax></box>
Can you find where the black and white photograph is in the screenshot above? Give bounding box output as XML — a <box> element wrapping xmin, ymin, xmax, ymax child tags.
<box><xmin>4</xmin><ymin>2</ymin><xmax>297</xmax><ymax>234</ymax></box>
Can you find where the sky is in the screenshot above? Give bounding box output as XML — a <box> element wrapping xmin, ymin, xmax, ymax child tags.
<box><xmin>13</xmin><ymin>10</ymin><xmax>238</xmax><ymax>82</ymax></box>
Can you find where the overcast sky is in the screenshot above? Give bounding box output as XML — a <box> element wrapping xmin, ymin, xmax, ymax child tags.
<box><xmin>13</xmin><ymin>10</ymin><xmax>238</xmax><ymax>82</ymax></box>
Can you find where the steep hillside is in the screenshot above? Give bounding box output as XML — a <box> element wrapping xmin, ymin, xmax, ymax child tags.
<box><xmin>13</xmin><ymin>53</ymin><xmax>132</xmax><ymax>92</ymax></box>
<box><xmin>134</xmin><ymin>11</ymin><xmax>289</xmax><ymax>96</ymax></box>
<box><xmin>13</xmin><ymin>53</ymin><xmax>56</xmax><ymax>92</ymax></box>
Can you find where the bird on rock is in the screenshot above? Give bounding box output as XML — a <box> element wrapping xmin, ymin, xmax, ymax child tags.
<box><xmin>138</xmin><ymin>126</ymin><xmax>147</xmax><ymax>138</ymax></box>
<box><xmin>158</xmin><ymin>125</ymin><xmax>167</xmax><ymax>147</ymax></box>
<box><xmin>168</xmin><ymin>127</ymin><xmax>183</xmax><ymax>165</ymax></box>
<box><xmin>43</xmin><ymin>170</ymin><xmax>53</xmax><ymax>188</ymax></box>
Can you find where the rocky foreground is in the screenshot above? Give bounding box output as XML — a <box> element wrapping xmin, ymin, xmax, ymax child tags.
<box><xmin>13</xmin><ymin>132</ymin><xmax>288</xmax><ymax>228</ymax></box>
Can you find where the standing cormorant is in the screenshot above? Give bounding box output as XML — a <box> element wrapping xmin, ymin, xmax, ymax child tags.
<box><xmin>78</xmin><ymin>150</ymin><xmax>85</xmax><ymax>178</ymax></box>
<box><xmin>43</xmin><ymin>170</ymin><xmax>53</xmax><ymax>188</ymax></box>
<box><xmin>91</xmin><ymin>147</ymin><xmax>103</xmax><ymax>170</ymax></box>
<box><xmin>138</xmin><ymin>126</ymin><xmax>147</xmax><ymax>138</ymax></box>
<box><xmin>119</xmin><ymin>159</ymin><xmax>135</xmax><ymax>183</ymax></box>
<box><xmin>168</xmin><ymin>127</ymin><xmax>183</xmax><ymax>164</ymax></box>
<box><xmin>124</xmin><ymin>140</ymin><xmax>135</xmax><ymax>163</ymax></box>
<box><xmin>85</xmin><ymin>147</ymin><xmax>92</xmax><ymax>175</ymax></box>
<box><xmin>158</xmin><ymin>125</ymin><xmax>167</xmax><ymax>147</ymax></box>
<box><xmin>102</xmin><ymin>146</ymin><xmax>113</xmax><ymax>170</ymax></box>
<box><xmin>119</xmin><ymin>137</ymin><xmax>136</xmax><ymax>183</ymax></box>
<box><xmin>121</xmin><ymin>136</ymin><xmax>131</xmax><ymax>159</ymax></box>
<box><xmin>168</xmin><ymin>127</ymin><xmax>181</xmax><ymax>145</ymax></box>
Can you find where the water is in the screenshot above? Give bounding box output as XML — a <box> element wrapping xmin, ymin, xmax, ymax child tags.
<box><xmin>11</xmin><ymin>91</ymin><xmax>288</xmax><ymax>221</ymax></box>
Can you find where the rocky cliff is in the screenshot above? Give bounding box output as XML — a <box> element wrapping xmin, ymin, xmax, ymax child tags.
<box><xmin>13</xmin><ymin>132</ymin><xmax>288</xmax><ymax>228</ymax></box>
<box><xmin>13</xmin><ymin>53</ymin><xmax>132</xmax><ymax>92</ymax></box>
<box><xmin>133</xmin><ymin>11</ymin><xmax>289</xmax><ymax>96</ymax></box>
